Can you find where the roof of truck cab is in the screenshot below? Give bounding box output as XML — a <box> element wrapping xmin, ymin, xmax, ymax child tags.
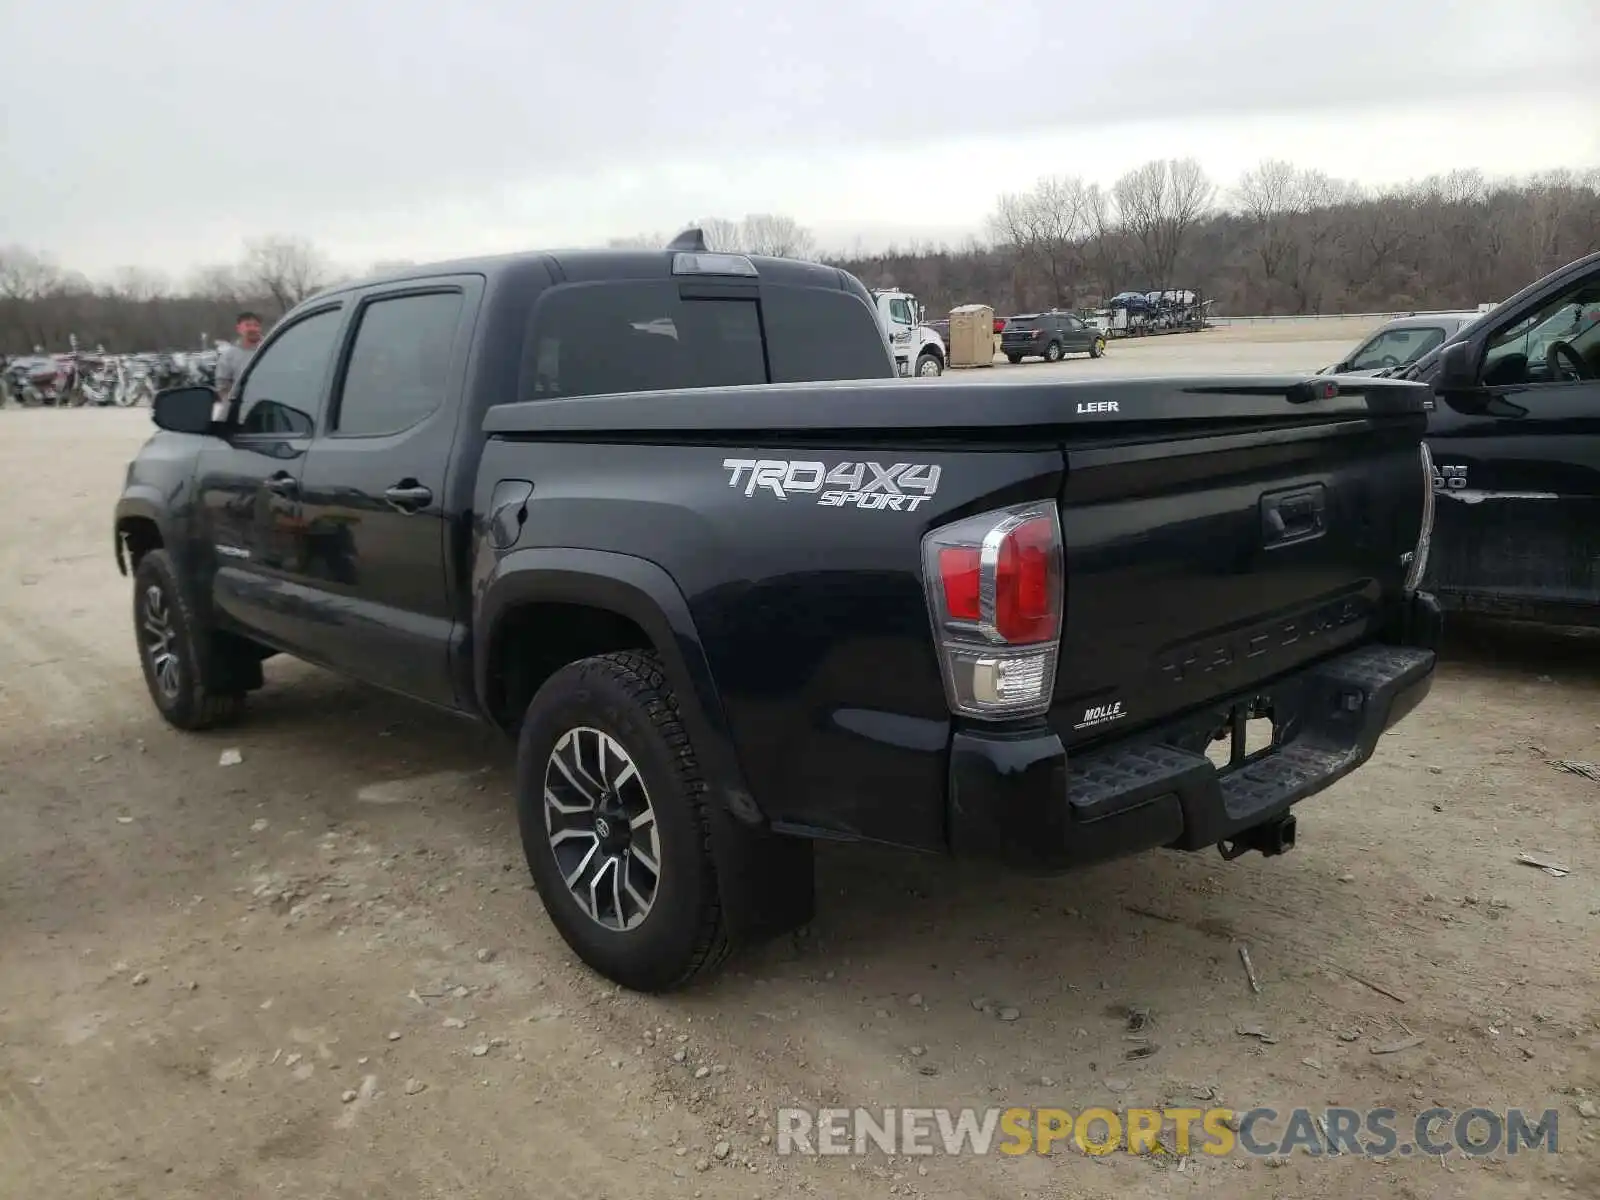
<box><xmin>310</xmin><ymin>249</ymin><xmax>856</xmax><ymax>300</ymax></box>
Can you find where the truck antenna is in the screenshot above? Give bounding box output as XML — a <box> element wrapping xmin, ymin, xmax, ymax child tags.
<box><xmin>667</xmin><ymin>226</ymin><xmax>708</xmax><ymax>252</ymax></box>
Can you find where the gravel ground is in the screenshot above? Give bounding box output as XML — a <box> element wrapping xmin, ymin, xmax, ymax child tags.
<box><xmin>2</xmin><ymin>338</ymin><xmax>1596</xmax><ymax>1198</ymax></box>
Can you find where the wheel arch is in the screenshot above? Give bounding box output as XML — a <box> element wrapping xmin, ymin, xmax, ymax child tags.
<box><xmin>476</xmin><ymin>548</ymin><xmax>749</xmax><ymax>813</ymax></box>
<box><xmin>114</xmin><ymin>493</ymin><xmax>169</xmax><ymax>577</ymax></box>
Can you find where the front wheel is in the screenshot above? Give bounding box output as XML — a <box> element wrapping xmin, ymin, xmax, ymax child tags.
<box><xmin>1090</xmin><ymin>337</ymin><xmax>1106</xmax><ymax>358</ymax></box>
<box><xmin>516</xmin><ymin>651</ymin><xmax>731</xmax><ymax>992</ymax></box>
<box><xmin>1043</xmin><ymin>341</ymin><xmax>1063</xmax><ymax>362</ymax></box>
<box><xmin>914</xmin><ymin>351</ymin><xmax>943</xmax><ymax>378</ymax></box>
<box><xmin>133</xmin><ymin>550</ymin><xmax>247</xmax><ymax>730</ymax></box>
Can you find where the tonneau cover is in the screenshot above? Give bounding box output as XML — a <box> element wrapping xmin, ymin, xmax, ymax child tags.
<box><xmin>482</xmin><ymin>376</ymin><xmax>1430</xmax><ymax>436</ymax></box>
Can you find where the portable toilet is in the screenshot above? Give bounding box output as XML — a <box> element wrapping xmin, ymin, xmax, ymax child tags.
<box><xmin>947</xmin><ymin>304</ymin><xmax>996</xmax><ymax>369</ymax></box>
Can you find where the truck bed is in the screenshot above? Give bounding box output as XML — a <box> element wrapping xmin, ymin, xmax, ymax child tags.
<box><xmin>479</xmin><ymin>374</ymin><xmax>1432</xmax><ymax>863</ymax></box>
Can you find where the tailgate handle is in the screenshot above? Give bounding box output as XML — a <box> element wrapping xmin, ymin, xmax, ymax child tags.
<box><xmin>1261</xmin><ymin>485</ymin><xmax>1326</xmax><ymax>547</ymax></box>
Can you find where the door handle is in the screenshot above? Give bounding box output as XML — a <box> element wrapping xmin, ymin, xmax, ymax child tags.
<box><xmin>265</xmin><ymin>472</ymin><xmax>298</xmax><ymax>497</ymax></box>
<box><xmin>384</xmin><ymin>482</ymin><xmax>433</xmax><ymax>513</ymax></box>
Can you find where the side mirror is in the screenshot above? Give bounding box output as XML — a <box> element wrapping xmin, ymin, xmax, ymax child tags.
<box><xmin>1435</xmin><ymin>341</ymin><xmax>1479</xmax><ymax>392</ymax></box>
<box><xmin>152</xmin><ymin>385</ymin><xmax>221</xmax><ymax>434</ymax></box>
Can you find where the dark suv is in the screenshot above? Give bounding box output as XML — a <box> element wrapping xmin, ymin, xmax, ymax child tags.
<box><xmin>1001</xmin><ymin>312</ymin><xmax>1106</xmax><ymax>364</ymax></box>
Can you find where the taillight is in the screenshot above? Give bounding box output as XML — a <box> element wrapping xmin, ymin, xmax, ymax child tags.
<box><xmin>921</xmin><ymin>502</ymin><xmax>1064</xmax><ymax>719</ymax></box>
<box><xmin>1404</xmin><ymin>442</ymin><xmax>1436</xmax><ymax>593</ymax></box>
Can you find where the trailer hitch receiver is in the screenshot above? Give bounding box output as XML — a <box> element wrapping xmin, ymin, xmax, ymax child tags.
<box><xmin>1218</xmin><ymin>813</ymin><xmax>1297</xmax><ymax>860</ymax></box>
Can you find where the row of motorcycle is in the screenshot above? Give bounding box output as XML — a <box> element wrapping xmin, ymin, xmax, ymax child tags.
<box><xmin>0</xmin><ymin>347</ymin><xmax>219</xmax><ymax>409</ymax></box>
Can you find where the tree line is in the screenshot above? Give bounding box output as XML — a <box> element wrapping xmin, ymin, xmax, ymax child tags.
<box><xmin>2</xmin><ymin>162</ymin><xmax>1596</xmax><ymax>354</ymax></box>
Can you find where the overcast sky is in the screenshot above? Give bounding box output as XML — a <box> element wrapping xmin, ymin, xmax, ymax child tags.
<box><xmin>3</xmin><ymin>0</ymin><xmax>1596</xmax><ymax>280</ymax></box>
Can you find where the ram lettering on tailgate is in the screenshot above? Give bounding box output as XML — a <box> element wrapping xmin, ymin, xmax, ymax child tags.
<box><xmin>723</xmin><ymin>458</ymin><xmax>941</xmax><ymax>512</ymax></box>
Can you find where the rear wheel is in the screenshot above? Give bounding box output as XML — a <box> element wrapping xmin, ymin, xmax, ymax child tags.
<box><xmin>1043</xmin><ymin>341</ymin><xmax>1062</xmax><ymax>362</ymax></box>
<box><xmin>1005</xmin><ymin>353</ymin><xmax>1022</xmax><ymax>364</ymax></box>
<box><xmin>516</xmin><ymin>651</ymin><xmax>730</xmax><ymax>992</ymax></box>
<box><xmin>914</xmin><ymin>351</ymin><xmax>943</xmax><ymax>378</ymax></box>
<box><xmin>1090</xmin><ymin>337</ymin><xmax>1106</xmax><ymax>358</ymax></box>
<box><xmin>133</xmin><ymin>550</ymin><xmax>247</xmax><ymax>730</ymax></box>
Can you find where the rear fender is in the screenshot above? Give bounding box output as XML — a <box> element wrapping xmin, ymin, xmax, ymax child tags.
<box><xmin>476</xmin><ymin>548</ymin><xmax>814</xmax><ymax>942</ymax></box>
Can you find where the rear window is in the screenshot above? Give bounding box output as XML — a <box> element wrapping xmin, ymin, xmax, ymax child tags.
<box><xmin>520</xmin><ymin>280</ymin><xmax>890</xmax><ymax>399</ymax></box>
<box><xmin>1006</xmin><ymin>317</ymin><xmax>1038</xmax><ymax>330</ymax></box>
<box><xmin>523</xmin><ymin>282</ymin><xmax>765</xmax><ymax>399</ymax></box>
<box><xmin>762</xmin><ymin>286</ymin><xmax>893</xmax><ymax>383</ymax></box>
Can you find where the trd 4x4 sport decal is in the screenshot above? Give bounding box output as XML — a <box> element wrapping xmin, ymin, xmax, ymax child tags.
<box><xmin>722</xmin><ymin>459</ymin><xmax>942</xmax><ymax>512</ymax></box>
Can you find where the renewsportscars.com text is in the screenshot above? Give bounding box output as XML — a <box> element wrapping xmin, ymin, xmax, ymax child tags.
<box><xmin>777</xmin><ymin>1105</ymin><xmax>1561</xmax><ymax>1158</ymax></box>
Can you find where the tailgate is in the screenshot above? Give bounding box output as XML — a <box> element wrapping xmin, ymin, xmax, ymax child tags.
<box><xmin>1053</xmin><ymin>408</ymin><xmax>1428</xmax><ymax>746</ymax></box>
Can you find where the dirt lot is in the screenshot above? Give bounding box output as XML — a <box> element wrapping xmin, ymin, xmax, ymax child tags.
<box><xmin>2</xmin><ymin>354</ymin><xmax>1597</xmax><ymax>1198</ymax></box>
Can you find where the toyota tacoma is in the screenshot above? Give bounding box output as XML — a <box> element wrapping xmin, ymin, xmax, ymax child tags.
<box><xmin>115</xmin><ymin>231</ymin><xmax>1442</xmax><ymax>991</ymax></box>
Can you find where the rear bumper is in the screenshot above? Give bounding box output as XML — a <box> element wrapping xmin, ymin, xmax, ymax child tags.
<box><xmin>947</xmin><ymin>592</ymin><xmax>1441</xmax><ymax>870</ymax></box>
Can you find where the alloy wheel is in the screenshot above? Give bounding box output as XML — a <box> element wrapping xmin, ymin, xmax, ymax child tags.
<box><xmin>140</xmin><ymin>584</ymin><xmax>181</xmax><ymax>700</ymax></box>
<box><xmin>543</xmin><ymin>726</ymin><xmax>661</xmax><ymax>931</ymax></box>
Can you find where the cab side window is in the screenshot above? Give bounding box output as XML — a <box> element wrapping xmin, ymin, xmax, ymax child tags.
<box><xmin>888</xmin><ymin>298</ymin><xmax>914</xmax><ymax>326</ymax></box>
<box><xmin>334</xmin><ymin>292</ymin><xmax>465</xmax><ymax>437</ymax></box>
<box><xmin>235</xmin><ymin>308</ymin><xmax>343</xmax><ymax>436</ymax></box>
<box><xmin>1482</xmin><ymin>274</ymin><xmax>1600</xmax><ymax>388</ymax></box>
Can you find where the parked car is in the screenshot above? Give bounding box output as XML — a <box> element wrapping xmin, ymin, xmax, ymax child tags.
<box><xmin>1398</xmin><ymin>250</ymin><xmax>1600</xmax><ymax>627</ymax></box>
<box><xmin>116</xmin><ymin>232</ymin><xmax>1439</xmax><ymax>992</ymax></box>
<box><xmin>1321</xmin><ymin>313</ymin><xmax>1483</xmax><ymax>376</ymax></box>
<box><xmin>1001</xmin><ymin>311</ymin><xmax>1106</xmax><ymax>363</ymax></box>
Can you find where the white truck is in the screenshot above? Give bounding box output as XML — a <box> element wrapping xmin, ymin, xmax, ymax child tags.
<box><xmin>871</xmin><ymin>288</ymin><xmax>946</xmax><ymax>377</ymax></box>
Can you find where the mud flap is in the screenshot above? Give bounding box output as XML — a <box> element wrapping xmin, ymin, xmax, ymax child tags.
<box><xmin>705</xmin><ymin>796</ymin><xmax>815</xmax><ymax>944</ymax></box>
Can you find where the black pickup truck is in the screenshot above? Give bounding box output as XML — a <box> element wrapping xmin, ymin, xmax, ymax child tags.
<box><xmin>1397</xmin><ymin>250</ymin><xmax>1600</xmax><ymax>628</ymax></box>
<box><xmin>115</xmin><ymin>233</ymin><xmax>1441</xmax><ymax>991</ymax></box>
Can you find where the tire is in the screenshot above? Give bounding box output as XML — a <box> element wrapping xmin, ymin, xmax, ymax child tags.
<box><xmin>516</xmin><ymin>651</ymin><xmax>731</xmax><ymax>992</ymax></box>
<box><xmin>1090</xmin><ymin>337</ymin><xmax>1106</xmax><ymax>359</ymax></box>
<box><xmin>132</xmin><ymin>549</ymin><xmax>247</xmax><ymax>730</ymax></box>
<box><xmin>1043</xmin><ymin>341</ymin><xmax>1062</xmax><ymax>362</ymax></box>
<box><xmin>1005</xmin><ymin>354</ymin><xmax>1022</xmax><ymax>364</ymax></box>
<box><xmin>914</xmin><ymin>351</ymin><xmax>943</xmax><ymax>378</ymax></box>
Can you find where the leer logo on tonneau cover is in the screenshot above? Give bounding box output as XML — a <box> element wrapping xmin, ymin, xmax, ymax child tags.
<box><xmin>723</xmin><ymin>459</ymin><xmax>942</xmax><ymax>511</ymax></box>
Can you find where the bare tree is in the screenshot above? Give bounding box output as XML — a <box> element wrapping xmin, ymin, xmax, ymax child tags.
<box><xmin>695</xmin><ymin>218</ymin><xmax>746</xmax><ymax>253</ymax></box>
<box><xmin>109</xmin><ymin>266</ymin><xmax>171</xmax><ymax>302</ymax></box>
<box><xmin>739</xmin><ymin>214</ymin><xmax>815</xmax><ymax>259</ymax></box>
<box><xmin>1113</xmin><ymin>158</ymin><xmax>1216</xmax><ymax>290</ymax></box>
<box><xmin>241</xmin><ymin>235</ymin><xmax>332</xmax><ymax>314</ymax></box>
<box><xmin>0</xmin><ymin>245</ymin><xmax>62</xmax><ymax>301</ymax></box>
<box><xmin>988</xmin><ymin>176</ymin><xmax>1093</xmax><ymax>307</ymax></box>
<box><xmin>1341</xmin><ymin>184</ymin><xmax>1415</xmax><ymax>304</ymax></box>
<box><xmin>1081</xmin><ymin>184</ymin><xmax>1127</xmax><ymax>303</ymax></box>
<box><xmin>1235</xmin><ymin>161</ymin><xmax>1354</xmax><ymax>311</ymax></box>
<box><xmin>188</xmin><ymin>263</ymin><xmax>243</xmax><ymax>303</ymax></box>
<box><xmin>1235</xmin><ymin>159</ymin><xmax>1299</xmax><ymax>284</ymax></box>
